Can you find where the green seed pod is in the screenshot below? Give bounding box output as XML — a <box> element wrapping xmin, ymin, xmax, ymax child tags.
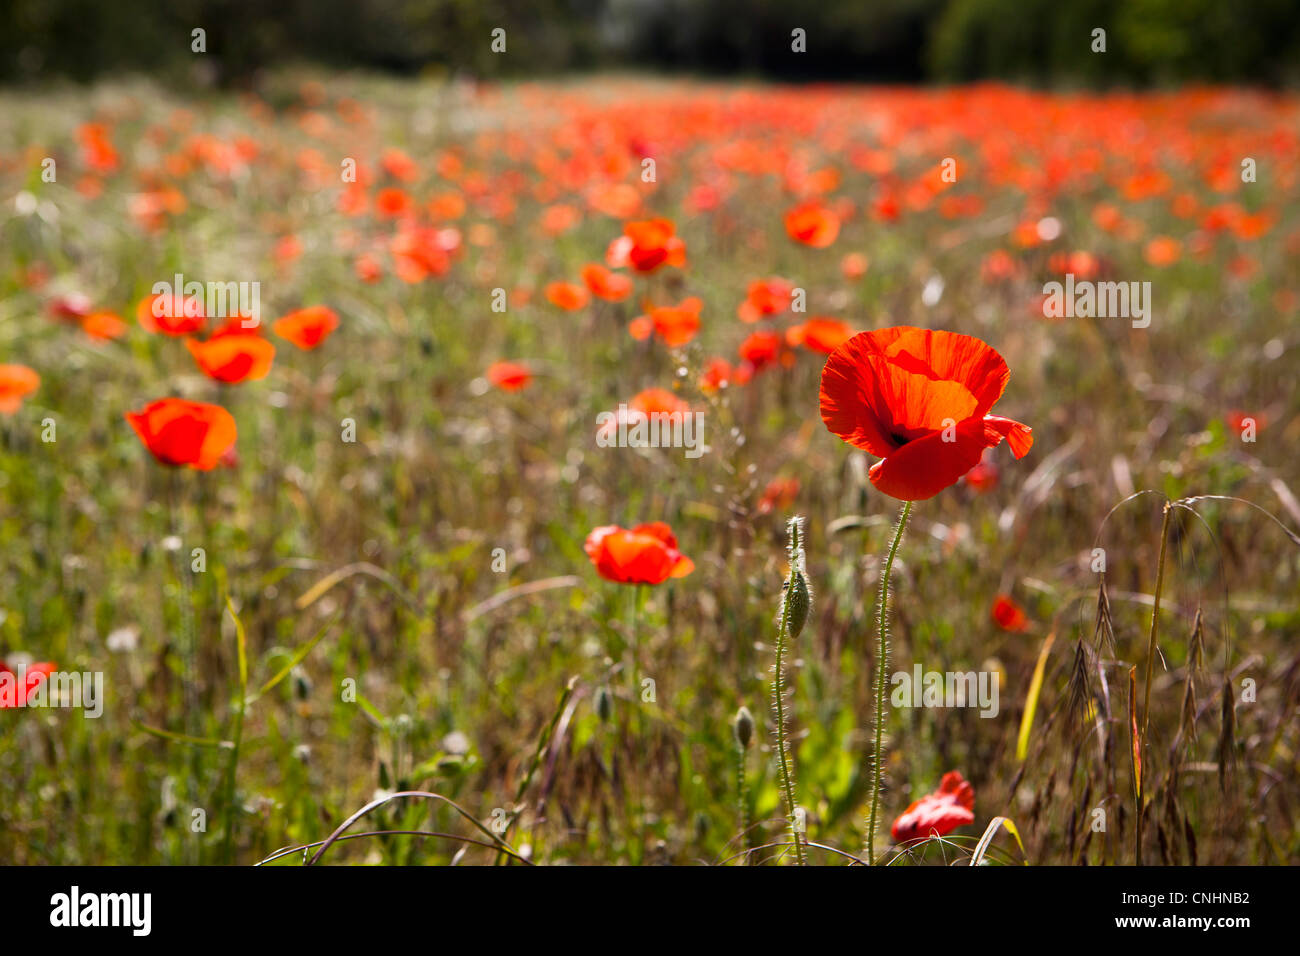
<box><xmin>786</xmin><ymin>570</ymin><xmax>811</xmax><ymax>639</ymax></box>
<box><xmin>733</xmin><ymin>705</ymin><xmax>755</xmax><ymax>749</ymax></box>
<box><xmin>595</xmin><ymin>684</ymin><xmax>614</xmax><ymax>723</ymax></box>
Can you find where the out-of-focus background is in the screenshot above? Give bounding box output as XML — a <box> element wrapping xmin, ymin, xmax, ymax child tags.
<box><xmin>4</xmin><ymin>0</ymin><xmax>1300</xmax><ymax>87</ymax></box>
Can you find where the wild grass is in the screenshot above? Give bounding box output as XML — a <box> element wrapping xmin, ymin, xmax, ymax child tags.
<box><xmin>0</xmin><ymin>73</ymin><xmax>1297</xmax><ymax>865</ymax></box>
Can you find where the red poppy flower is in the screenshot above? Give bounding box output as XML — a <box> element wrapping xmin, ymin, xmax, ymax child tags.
<box><xmin>962</xmin><ymin>451</ymin><xmax>1000</xmax><ymax>494</ymax></box>
<box><xmin>1225</xmin><ymin>410</ymin><xmax>1263</xmax><ymax>435</ymax></box>
<box><xmin>841</xmin><ymin>252</ymin><xmax>869</xmax><ymax>279</ymax></box>
<box><xmin>125</xmin><ymin>398</ymin><xmax>237</xmax><ymax>470</ymax></box>
<box><xmin>273</xmin><ymin>306</ymin><xmax>339</xmax><ymax>350</ymax></box>
<box><xmin>186</xmin><ymin>324</ymin><xmax>275</xmax><ymax>383</ymax></box>
<box><xmin>580</xmin><ymin>263</ymin><xmax>633</xmax><ymax>302</ymax></box>
<box><xmin>630</xmin><ymin>297</ymin><xmax>702</xmax><ymax>347</ymax></box>
<box><xmin>486</xmin><ymin>360</ymin><xmax>533</xmax><ymax>392</ymax></box>
<box><xmin>757</xmin><ymin>477</ymin><xmax>800</xmax><ymax>515</ymax></box>
<box><xmin>991</xmin><ymin>594</ymin><xmax>1030</xmax><ymax>632</ymax></box>
<box><xmin>786</xmin><ymin>317</ymin><xmax>854</xmax><ymax>354</ymax></box>
<box><xmin>738</xmin><ymin>330</ymin><xmax>786</xmax><ymax>371</ymax></box>
<box><xmin>891</xmin><ymin>771</ymin><xmax>975</xmax><ymax>842</ymax></box>
<box><xmin>381</xmin><ymin>148</ymin><xmax>420</xmax><ymax>182</ymax></box>
<box><xmin>0</xmin><ymin>660</ymin><xmax>58</xmax><ymax>708</ymax></box>
<box><xmin>137</xmin><ymin>292</ymin><xmax>205</xmax><ymax>336</ymax></box>
<box><xmin>596</xmin><ymin>389</ymin><xmax>692</xmax><ymax>443</ymax></box>
<box><xmin>737</xmin><ymin>278</ymin><xmax>793</xmax><ymax>323</ymax></box>
<box><xmin>605</xmin><ymin>218</ymin><xmax>686</xmax><ymax>274</ymax></box>
<box><xmin>1144</xmin><ymin>236</ymin><xmax>1182</xmax><ymax>267</ymax></box>
<box><xmin>545</xmin><ymin>281</ymin><xmax>590</xmax><ymax>311</ymax></box>
<box><xmin>47</xmin><ymin>293</ymin><xmax>93</xmax><ymax>321</ymax></box>
<box><xmin>390</xmin><ymin>226</ymin><xmax>459</xmax><ymax>282</ymax></box>
<box><xmin>699</xmin><ymin>357</ymin><xmax>734</xmax><ymax>392</ymax></box>
<box><xmin>0</xmin><ymin>364</ymin><xmax>40</xmax><ymax>414</ymax></box>
<box><xmin>820</xmin><ymin>327</ymin><xmax>1032</xmax><ymax>501</ymax></box>
<box><xmin>784</xmin><ymin>200</ymin><xmax>840</xmax><ymax>248</ymax></box>
<box><xmin>80</xmin><ymin>311</ymin><xmax>127</xmax><ymax>341</ymax></box>
<box><xmin>584</xmin><ymin>522</ymin><xmax>694</xmax><ymax>585</ymax></box>
<box><xmin>374</xmin><ymin>187</ymin><xmax>414</xmax><ymax>219</ymax></box>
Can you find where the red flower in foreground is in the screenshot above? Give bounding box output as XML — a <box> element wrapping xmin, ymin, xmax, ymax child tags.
<box><xmin>0</xmin><ymin>660</ymin><xmax>58</xmax><ymax>708</ymax></box>
<box><xmin>991</xmin><ymin>594</ymin><xmax>1030</xmax><ymax>632</ymax></box>
<box><xmin>584</xmin><ymin>522</ymin><xmax>694</xmax><ymax>585</ymax></box>
<box><xmin>891</xmin><ymin>771</ymin><xmax>975</xmax><ymax>843</ymax></box>
<box><xmin>125</xmin><ymin>398</ymin><xmax>237</xmax><ymax>470</ymax></box>
<box><xmin>186</xmin><ymin>323</ymin><xmax>275</xmax><ymax>384</ymax></box>
<box><xmin>0</xmin><ymin>364</ymin><xmax>40</xmax><ymax>414</ymax></box>
<box><xmin>273</xmin><ymin>306</ymin><xmax>338</xmax><ymax>350</ymax></box>
<box><xmin>486</xmin><ymin>360</ymin><xmax>533</xmax><ymax>392</ymax></box>
<box><xmin>820</xmin><ymin>327</ymin><xmax>1032</xmax><ymax>501</ymax></box>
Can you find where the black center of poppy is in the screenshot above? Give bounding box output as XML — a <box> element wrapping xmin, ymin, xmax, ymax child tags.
<box><xmin>889</xmin><ymin>431</ymin><xmax>911</xmax><ymax>447</ymax></box>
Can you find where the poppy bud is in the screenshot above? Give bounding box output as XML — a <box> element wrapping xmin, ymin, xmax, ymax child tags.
<box><xmin>786</xmin><ymin>570</ymin><xmax>811</xmax><ymax>639</ymax></box>
<box><xmin>733</xmin><ymin>705</ymin><xmax>755</xmax><ymax>749</ymax></box>
<box><xmin>595</xmin><ymin>684</ymin><xmax>613</xmax><ymax>722</ymax></box>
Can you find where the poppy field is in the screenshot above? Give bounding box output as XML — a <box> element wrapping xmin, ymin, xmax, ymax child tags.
<box><xmin>1</xmin><ymin>76</ymin><xmax>1298</xmax><ymax>867</ymax></box>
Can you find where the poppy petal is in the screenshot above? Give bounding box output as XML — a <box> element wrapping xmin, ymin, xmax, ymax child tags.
<box><xmin>867</xmin><ymin>417</ymin><xmax>989</xmax><ymax>501</ymax></box>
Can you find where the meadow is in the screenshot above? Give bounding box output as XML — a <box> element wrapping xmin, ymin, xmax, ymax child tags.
<box><xmin>0</xmin><ymin>75</ymin><xmax>1297</xmax><ymax>866</ymax></box>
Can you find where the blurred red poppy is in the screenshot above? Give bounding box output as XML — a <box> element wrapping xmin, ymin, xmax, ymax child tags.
<box><xmin>757</xmin><ymin>477</ymin><xmax>800</xmax><ymax>515</ymax></box>
<box><xmin>580</xmin><ymin>263</ymin><xmax>633</xmax><ymax>302</ymax></box>
<box><xmin>891</xmin><ymin>771</ymin><xmax>975</xmax><ymax>842</ymax></box>
<box><xmin>137</xmin><ymin>292</ymin><xmax>205</xmax><ymax>336</ymax></box>
<box><xmin>605</xmin><ymin>218</ymin><xmax>686</xmax><ymax>274</ymax></box>
<box><xmin>0</xmin><ymin>660</ymin><xmax>58</xmax><ymax>708</ymax></box>
<box><xmin>545</xmin><ymin>281</ymin><xmax>590</xmax><ymax>311</ymax></box>
<box><xmin>991</xmin><ymin>594</ymin><xmax>1030</xmax><ymax>632</ymax></box>
<box><xmin>584</xmin><ymin>522</ymin><xmax>694</xmax><ymax>585</ymax></box>
<box><xmin>738</xmin><ymin>330</ymin><xmax>787</xmax><ymax>371</ymax></box>
<box><xmin>784</xmin><ymin>200</ymin><xmax>839</xmax><ymax>247</ymax></box>
<box><xmin>125</xmin><ymin>398</ymin><xmax>237</xmax><ymax>470</ymax></box>
<box><xmin>80</xmin><ymin>311</ymin><xmax>127</xmax><ymax>341</ymax></box>
<box><xmin>630</xmin><ymin>297</ymin><xmax>702</xmax><ymax>347</ymax></box>
<box><xmin>820</xmin><ymin>327</ymin><xmax>1032</xmax><ymax>501</ymax></box>
<box><xmin>786</xmin><ymin>317</ymin><xmax>854</xmax><ymax>354</ymax></box>
<box><xmin>0</xmin><ymin>364</ymin><xmax>40</xmax><ymax>414</ymax></box>
<box><xmin>273</xmin><ymin>306</ymin><xmax>338</xmax><ymax>350</ymax></box>
<box><xmin>186</xmin><ymin>323</ymin><xmax>275</xmax><ymax>383</ymax></box>
<box><xmin>47</xmin><ymin>293</ymin><xmax>93</xmax><ymax>322</ymax></box>
<box><xmin>486</xmin><ymin>361</ymin><xmax>533</xmax><ymax>392</ymax></box>
<box><xmin>699</xmin><ymin>357</ymin><xmax>734</xmax><ymax>392</ymax></box>
<box><xmin>737</xmin><ymin>278</ymin><xmax>793</xmax><ymax>322</ymax></box>
<box><xmin>962</xmin><ymin>451</ymin><xmax>1000</xmax><ymax>493</ymax></box>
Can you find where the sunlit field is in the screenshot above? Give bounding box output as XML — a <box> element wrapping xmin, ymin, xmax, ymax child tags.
<box><xmin>1</xmin><ymin>75</ymin><xmax>1297</xmax><ymax>866</ymax></box>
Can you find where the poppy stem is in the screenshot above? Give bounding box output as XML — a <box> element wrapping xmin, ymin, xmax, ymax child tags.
<box><xmin>771</xmin><ymin>517</ymin><xmax>807</xmax><ymax>866</ymax></box>
<box><xmin>866</xmin><ymin>499</ymin><xmax>911</xmax><ymax>865</ymax></box>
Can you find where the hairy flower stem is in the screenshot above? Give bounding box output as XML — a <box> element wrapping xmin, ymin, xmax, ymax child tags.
<box><xmin>866</xmin><ymin>500</ymin><xmax>912</xmax><ymax>865</ymax></box>
<box><xmin>772</xmin><ymin>521</ymin><xmax>807</xmax><ymax>866</ymax></box>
